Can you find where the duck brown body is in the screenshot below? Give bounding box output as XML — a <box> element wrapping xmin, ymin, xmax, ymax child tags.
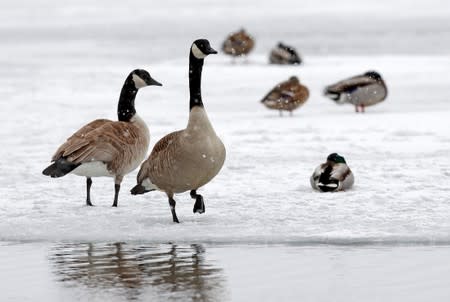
<box><xmin>261</xmin><ymin>76</ymin><xmax>309</xmax><ymax>114</ymax></box>
<box><xmin>222</xmin><ymin>29</ymin><xmax>255</xmax><ymax>57</ymax></box>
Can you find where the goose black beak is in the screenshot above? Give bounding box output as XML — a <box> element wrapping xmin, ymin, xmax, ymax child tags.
<box><xmin>205</xmin><ymin>46</ymin><xmax>218</xmax><ymax>55</ymax></box>
<box><xmin>148</xmin><ymin>78</ymin><xmax>163</xmax><ymax>86</ymax></box>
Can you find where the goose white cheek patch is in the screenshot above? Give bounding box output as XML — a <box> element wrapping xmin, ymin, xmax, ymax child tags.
<box><xmin>191</xmin><ymin>43</ymin><xmax>207</xmax><ymax>59</ymax></box>
<box><xmin>132</xmin><ymin>74</ymin><xmax>147</xmax><ymax>88</ymax></box>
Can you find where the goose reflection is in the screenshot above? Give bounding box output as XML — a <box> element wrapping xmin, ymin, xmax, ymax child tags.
<box><xmin>49</xmin><ymin>243</ymin><xmax>225</xmax><ymax>301</ymax></box>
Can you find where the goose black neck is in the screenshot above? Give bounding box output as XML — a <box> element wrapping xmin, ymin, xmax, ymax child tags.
<box><xmin>189</xmin><ymin>52</ymin><xmax>204</xmax><ymax>111</ymax></box>
<box><xmin>117</xmin><ymin>76</ymin><xmax>138</xmax><ymax>122</ymax></box>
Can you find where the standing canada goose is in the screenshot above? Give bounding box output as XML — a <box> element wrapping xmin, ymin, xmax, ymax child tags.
<box><xmin>42</xmin><ymin>69</ymin><xmax>162</xmax><ymax>207</ymax></box>
<box><xmin>324</xmin><ymin>71</ymin><xmax>387</xmax><ymax>113</ymax></box>
<box><xmin>269</xmin><ymin>42</ymin><xmax>302</xmax><ymax>65</ymax></box>
<box><xmin>260</xmin><ymin>76</ymin><xmax>309</xmax><ymax>116</ymax></box>
<box><xmin>131</xmin><ymin>39</ymin><xmax>226</xmax><ymax>223</ymax></box>
<box><xmin>222</xmin><ymin>28</ymin><xmax>255</xmax><ymax>58</ymax></box>
<box><xmin>310</xmin><ymin>153</ymin><xmax>354</xmax><ymax>192</ymax></box>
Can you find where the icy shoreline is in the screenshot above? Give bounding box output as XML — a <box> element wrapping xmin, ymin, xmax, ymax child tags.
<box><xmin>1</xmin><ymin>54</ymin><xmax>450</xmax><ymax>244</ymax></box>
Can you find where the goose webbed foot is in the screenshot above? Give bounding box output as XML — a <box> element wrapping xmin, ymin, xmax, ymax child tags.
<box><xmin>169</xmin><ymin>197</ymin><xmax>180</xmax><ymax>223</ymax></box>
<box><xmin>190</xmin><ymin>190</ymin><xmax>205</xmax><ymax>214</ymax></box>
<box><xmin>86</xmin><ymin>177</ymin><xmax>94</xmax><ymax>206</ymax></box>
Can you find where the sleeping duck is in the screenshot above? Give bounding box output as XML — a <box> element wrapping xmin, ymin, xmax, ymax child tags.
<box><xmin>324</xmin><ymin>71</ymin><xmax>387</xmax><ymax>113</ymax></box>
<box><xmin>222</xmin><ymin>28</ymin><xmax>255</xmax><ymax>57</ymax></box>
<box><xmin>310</xmin><ymin>153</ymin><xmax>354</xmax><ymax>192</ymax></box>
<box><xmin>269</xmin><ymin>42</ymin><xmax>302</xmax><ymax>65</ymax></box>
<box><xmin>260</xmin><ymin>76</ymin><xmax>309</xmax><ymax>116</ymax></box>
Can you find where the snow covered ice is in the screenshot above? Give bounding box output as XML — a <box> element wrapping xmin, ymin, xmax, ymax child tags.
<box><xmin>1</xmin><ymin>54</ymin><xmax>449</xmax><ymax>244</ymax></box>
<box><xmin>1</xmin><ymin>0</ymin><xmax>450</xmax><ymax>301</ymax></box>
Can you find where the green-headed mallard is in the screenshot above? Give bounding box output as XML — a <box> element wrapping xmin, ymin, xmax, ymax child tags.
<box><xmin>310</xmin><ymin>153</ymin><xmax>354</xmax><ymax>192</ymax></box>
<box><xmin>324</xmin><ymin>71</ymin><xmax>387</xmax><ymax>113</ymax></box>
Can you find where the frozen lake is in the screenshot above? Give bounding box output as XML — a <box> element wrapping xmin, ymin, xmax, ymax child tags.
<box><xmin>1</xmin><ymin>0</ymin><xmax>450</xmax><ymax>300</ymax></box>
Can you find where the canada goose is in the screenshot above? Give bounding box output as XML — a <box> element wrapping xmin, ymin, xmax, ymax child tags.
<box><xmin>324</xmin><ymin>71</ymin><xmax>387</xmax><ymax>112</ymax></box>
<box><xmin>310</xmin><ymin>153</ymin><xmax>354</xmax><ymax>192</ymax></box>
<box><xmin>269</xmin><ymin>42</ymin><xmax>302</xmax><ymax>65</ymax></box>
<box><xmin>222</xmin><ymin>28</ymin><xmax>255</xmax><ymax>57</ymax></box>
<box><xmin>260</xmin><ymin>76</ymin><xmax>309</xmax><ymax>116</ymax></box>
<box><xmin>42</xmin><ymin>69</ymin><xmax>162</xmax><ymax>207</ymax></box>
<box><xmin>131</xmin><ymin>39</ymin><xmax>226</xmax><ymax>223</ymax></box>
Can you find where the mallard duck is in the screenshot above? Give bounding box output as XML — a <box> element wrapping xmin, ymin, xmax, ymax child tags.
<box><xmin>324</xmin><ymin>71</ymin><xmax>387</xmax><ymax>112</ymax></box>
<box><xmin>43</xmin><ymin>69</ymin><xmax>162</xmax><ymax>207</ymax></box>
<box><xmin>260</xmin><ymin>76</ymin><xmax>309</xmax><ymax>116</ymax></box>
<box><xmin>222</xmin><ymin>28</ymin><xmax>255</xmax><ymax>57</ymax></box>
<box><xmin>131</xmin><ymin>39</ymin><xmax>226</xmax><ymax>223</ymax></box>
<box><xmin>310</xmin><ymin>153</ymin><xmax>354</xmax><ymax>192</ymax></box>
<box><xmin>269</xmin><ymin>42</ymin><xmax>302</xmax><ymax>65</ymax></box>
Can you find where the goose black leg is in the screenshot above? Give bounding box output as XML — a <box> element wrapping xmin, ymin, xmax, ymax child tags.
<box><xmin>190</xmin><ymin>190</ymin><xmax>205</xmax><ymax>214</ymax></box>
<box><xmin>112</xmin><ymin>176</ymin><xmax>123</xmax><ymax>207</ymax></box>
<box><xmin>169</xmin><ymin>197</ymin><xmax>180</xmax><ymax>223</ymax></box>
<box><xmin>112</xmin><ymin>184</ymin><xmax>120</xmax><ymax>207</ymax></box>
<box><xmin>86</xmin><ymin>177</ymin><xmax>93</xmax><ymax>206</ymax></box>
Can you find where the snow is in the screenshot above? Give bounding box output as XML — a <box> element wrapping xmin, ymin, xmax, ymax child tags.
<box><xmin>0</xmin><ymin>0</ymin><xmax>450</xmax><ymax>245</ymax></box>
<box><xmin>1</xmin><ymin>52</ymin><xmax>449</xmax><ymax>244</ymax></box>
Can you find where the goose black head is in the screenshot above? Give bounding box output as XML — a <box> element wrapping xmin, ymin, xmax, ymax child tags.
<box><xmin>364</xmin><ymin>71</ymin><xmax>382</xmax><ymax>81</ymax></box>
<box><xmin>191</xmin><ymin>39</ymin><xmax>218</xmax><ymax>59</ymax></box>
<box><xmin>327</xmin><ymin>153</ymin><xmax>347</xmax><ymax>164</ymax></box>
<box><xmin>131</xmin><ymin>69</ymin><xmax>163</xmax><ymax>89</ymax></box>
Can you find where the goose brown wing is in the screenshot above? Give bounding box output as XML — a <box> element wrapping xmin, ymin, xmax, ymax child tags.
<box><xmin>137</xmin><ymin>131</ymin><xmax>183</xmax><ymax>183</ymax></box>
<box><xmin>51</xmin><ymin>119</ymin><xmax>141</xmax><ymax>165</ymax></box>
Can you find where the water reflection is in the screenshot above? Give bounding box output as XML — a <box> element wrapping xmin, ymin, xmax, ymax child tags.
<box><xmin>49</xmin><ymin>243</ymin><xmax>226</xmax><ymax>301</ymax></box>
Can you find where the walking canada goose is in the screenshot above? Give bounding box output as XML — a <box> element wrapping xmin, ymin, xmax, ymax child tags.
<box><xmin>222</xmin><ymin>28</ymin><xmax>255</xmax><ymax>57</ymax></box>
<box><xmin>131</xmin><ymin>39</ymin><xmax>226</xmax><ymax>223</ymax></box>
<box><xmin>310</xmin><ymin>153</ymin><xmax>354</xmax><ymax>192</ymax></box>
<box><xmin>324</xmin><ymin>71</ymin><xmax>387</xmax><ymax>113</ymax></box>
<box><xmin>260</xmin><ymin>76</ymin><xmax>309</xmax><ymax>116</ymax></box>
<box><xmin>269</xmin><ymin>42</ymin><xmax>302</xmax><ymax>65</ymax></box>
<box><xmin>42</xmin><ymin>69</ymin><xmax>162</xmax><ymax>207</ymax></box>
